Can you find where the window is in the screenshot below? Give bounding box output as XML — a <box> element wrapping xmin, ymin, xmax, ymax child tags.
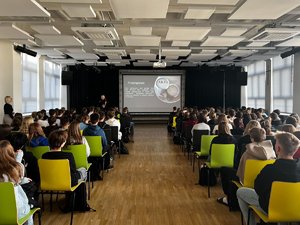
<box><xmin>247</xmin><ymin>60</ymin><xmax>266</xmax><ymax>109</ymax></box>
<box><xmin>44</xmin><ymin>61</ymin><xmax>61</xmax><ymax>110</ymax></box>
<box><xmin>21</xmin><ymin>54</ymin><xmax>38</xmax><ymax>113</ymax></box>
<box><xmin>272</xmin><ymin>55</ymin><xmax>294</xmax><ymax>113</ymax></box>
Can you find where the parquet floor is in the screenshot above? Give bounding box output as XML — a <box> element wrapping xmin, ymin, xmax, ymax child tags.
<box><xmin>39</xmin><ymin>124</ymin><xmax>241</xmax><ymax>225</ymax></box>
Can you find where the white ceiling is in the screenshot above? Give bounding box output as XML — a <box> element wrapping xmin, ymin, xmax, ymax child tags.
<box><xmin>0</xmin><ymin>0</ymin><xmax>300</xmax><ymax>67</ymax></box>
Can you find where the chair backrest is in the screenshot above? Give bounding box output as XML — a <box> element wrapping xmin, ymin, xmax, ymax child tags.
<box><xmin>84</xmin><ymin>136</ymin><xmax>103</xmax><ymax>157</ymax></box>
<box><xmin>103</xmin><ymin>127</ymin><xmax>112</xmax><ymax>143</ymax></box>
<box><xmin>63</xmin><ymin>144</ymin><xmax>88</xmax><ymax>169</ymax></box>
<box><xmin>110</xmin><ymin>126</ymin><xmax>119</xmax><ymax>142</ymax></box>
<box><xmin>26</xmin><ymin>145</ymin><xmax>50</xmax><ymax>159</ymax></box>
<box><xmin>243</xmin><ymin>159</ymin><xmax>275</xmax><ymax>188</ymax></box>
<box><xmin>38</xmin><ymin>159</ymin><xmax>72</xmax><ymax>191</ymax></box>
<box><xmin>182</xmin><ymin>124</ymin><xmax>193</xmax><ymax>140</ymax></box>
<box><xmin>172</xmin><ymin>116</ymin><xmax>177</xmax><ymax>128</ymax></box>
<box><xmin>192</xmin><ymin>130</ymin><xmax>209</xmax><ymax>151</ymax></box>
<box><xmin>268</xmin><ymin>181</ymin><xmax>300</xmax><ymax>222</ymax></box>
<box><xmin>210</xmin><ymin>143</ymin><xmax>235</xmax><ymax>168</ymax></box>
<box><xmin>199</xmin><ymin>135</ymin><xmax>217</xmax><ymax>156</ymax></box>
<box><xmin>0</xmin><ymin>182</ymin><xmax>18</xmax><ymax>225</ymax></box>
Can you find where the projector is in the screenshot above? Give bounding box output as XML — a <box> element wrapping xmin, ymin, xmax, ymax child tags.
<box><xmin>153</xmin><ymin>61</ymin><xmax>167</xmax><ymax>68</ymax></box>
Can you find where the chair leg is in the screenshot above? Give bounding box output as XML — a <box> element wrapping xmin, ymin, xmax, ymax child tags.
<box><xmin>192</xmin><ymin>154</ymin><xmax>195</xmax><ymax>172</ymax></box>
<box><xmin>38</xmin><ymin>210</ymin><xmax>42</xmax><ymax>225</ymax></box>
<box><xmin>50</xmin><ymin>191</ymin><xmax>53</xmax><ymax>211</ymax></box>
<box><xmin>70</xmin><ymin>192</ymin><xmax>76</xmax><ymax>225</ymax></box>
<box><xmin>208</xmin><ymin>169</ymin><xmax>211</xmax><ymax>198</ymax></box>
<box><xmin>88</xmin><ymin>171</ymin><xmax>91</xmax><ymax>200</ymax></box>
<box><xmin>240</xmin><ymin>211</ymin><xmax>244</xmax><ymax>225</ymax></box>
<box><xmin>247</xmin><ymin>208</ymin><xmax>251</xmax><ymax>225</ymax></box>
<box><xmin>41</xmin><ymin>192</ymin><xmax>44</xmax><ymax>211</ymax></box>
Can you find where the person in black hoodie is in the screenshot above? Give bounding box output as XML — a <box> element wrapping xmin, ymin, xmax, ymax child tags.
<box><xmin>237</xmin><ymin>132</ymin><xmax>300</xmax><ymax>225</ymax></box>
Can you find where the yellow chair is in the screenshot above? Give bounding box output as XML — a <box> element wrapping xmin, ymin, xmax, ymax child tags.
<box><xmin>38</xmin><ymin>159</ymin><xmax>84</xmax><ymax>225</ymax></box>
<box><xmin>248</xmin><ymin>181</ymin><xmax>300</xmax><ymax>224</ymax></box>
<box><xmin>0</xmin><ymin>182</ymin><xmax>41</xmax><ymax>225</ymax></box>
<box><xmin>84</xmin><ymin>136</ymin><xmax>107</xmax><ymax>178</ymax></box>
<box><xmin>172</xmin><ymin>116</ymin><xmax>177</xmax><ymax>129</ymax></box>
<box><xmin>26</xmin><ymin>146</ymin><xmax>50</xmax><ymax>159</ymax></box>
<box><xmin>233</xmin><ymin>159</ymin><xmax>275</xmax><ymax>189</ymax></box>
<box><xmin>63</xmin><ymin>144</ymin><xmax>93</xmax><ymax>199</ymax></box>
<box><xmin>205</xmin><ymin>143</ymin><xmax>235</xmax><ymax>198</ymax></box>
<box><xmin>192</xmin><ymin>135</ymin><xmax>217</xmax><ymax>172</ymax></box>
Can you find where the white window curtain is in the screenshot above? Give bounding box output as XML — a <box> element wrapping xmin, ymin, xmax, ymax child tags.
<box><xmin>44</xmin><ymin>61</ymin><xmax>61</xmax><ymax>110</ymax></box>
<box><xmin>21</xmin><ymin>53</ymin><xmax>38</xmax><ymax>113</ymax></box>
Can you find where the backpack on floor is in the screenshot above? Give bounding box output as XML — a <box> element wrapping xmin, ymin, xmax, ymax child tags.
<box><xmin>199</xmin><ymin>164</ymin><xmax>217</xmax><ymax>186</ymax></box>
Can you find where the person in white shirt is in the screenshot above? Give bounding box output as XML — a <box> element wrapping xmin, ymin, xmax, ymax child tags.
<box><xmin>191</xmin><ymin>114</ymin><xmax>210</xmax><ymax>136</ymax></box>
<box><xmin>105</xmin><ymin>109</ymin><xmax>122</xmax><ymax>140</ymax></box>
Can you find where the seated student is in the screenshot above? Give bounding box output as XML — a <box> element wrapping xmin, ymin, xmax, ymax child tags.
<box><xmin>120</xmin><ymin>107</ymin><xmax>134</xmax><ymax>143</ymax></box>
<box><xmin>28</xmin><ymin>122</ymin><xmax>49</xmax><ymax>147</ymax></box>
<box><xmin>19</xmin><ymin>116</ymin><xmax>34</xmax><ymax>138</ymax></box>
<box><xmin>83</xmin><ymin>113</ymin><xmax>112</xmax><ymax>179</ymax></box>
<box><xmin>42</xmin><ymin>130</ymin><xmax>86</xmax><ymax>186</ymax></box>
<box><xmin>236</xmin><ymin>127</ymin><xmax>276</xmax><ymax>184</ymax></box>
<box><xmin>0</xmin><ymin>140</ymin><xmax>33</xmax><ymax>225</ymax></box>
<box><xmin>67</xmin><ymin>121</ymin><xmax>90</xmax><ymax>157</ymax></box>
<box><xmin>237</xmin><ymin>132</ymin><xmax>300</xmax><ymax>225</ymax></box>
<box><xmin>79</xmin><ymin>114</ymin><xmax>90</xmax><ymax>131</ymax></box>
<box><xmin>105</xmin><ymin>109</ymin><xmax>122</xmax><ymax>140</ymax></box>
<box><xmin>231</xmin><ymin>117</ymin><xmax>244</xmax><ymax>135</ymax></box>
<box><xmin>191</xmin><ymin>114</ymin><xmax>210</xmax><ymax>136</ymax></box>
<box><xmin>58</xmin><ymin>116</ymin><xmax>70</xmax><ymax>131</ymax></box>
<box><xmin>36</xmin><ymin>111</ymin><xmax>49</xmax><ymax>128</ymax></box>
<box><xmin>42</xmin><ymin>130</ymin><xmax>88</xmax><ymax>212</ymax></box>
<box><xmin>212</xmin><ymin>114</ymin><xmax>233</xmax><ymax>135</ymax></box>
<box><xmin>43</xmin><ymin>116</ymin><xmax>59</xmax><ymax>137</ymax></box>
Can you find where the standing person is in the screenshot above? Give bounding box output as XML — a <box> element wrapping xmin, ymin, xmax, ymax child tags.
<box><xmin>99</xmin><ymin>95</ymin><xmax>108</xmax><ymax>111</ymax></box>
<box><xmin>237</xmin><ymin>132</ymin><xmax>300</xmax><ymax>225</ymax></box>
<box><xmin>3</xmin><ymin>96</ymin><xmax>14</xmax><ymax>125</ymax></box>
<box><xmin>0</xmin><ymin>140</ymin><xmax>33</xmax><ymax>225</ymax></box>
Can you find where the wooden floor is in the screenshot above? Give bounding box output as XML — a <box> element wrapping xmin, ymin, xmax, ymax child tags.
<box><xmin>39</xmin><ymin>124</ymin><xmax>241</xmax><ymax>225</ymax></box>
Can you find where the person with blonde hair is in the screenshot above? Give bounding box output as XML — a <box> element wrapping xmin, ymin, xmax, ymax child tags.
<box><xmin>28</xmin><ymin>122</ymin><xmax>49</xmax><ymax>147</ymax></box>
<box><xmin>0</xmin><ymin>140</ymin><xmax>33</xmax><ymax>225</ymax></box>
<box><xmin>19</xmin><ymin>116</ymin><xmax>34</xmax><ymax>137</ymax></box>
<box><xmin>3</xmin><ymin>96</ymin><xmax>14</xmax><ymax>125</ymax></box>
<box><xmin>66</xmin><ymin>121</ymin><xmax>90</xmax><ymax>157</ymax></box>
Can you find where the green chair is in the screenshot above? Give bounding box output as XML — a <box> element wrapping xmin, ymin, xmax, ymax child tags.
<box><xmin>84</xmin><ymin>136</ymin><xmax>107</xmax><ymax>179</ymax></box>
<box><xmin>63</xmin><ymin>144</ymin><xmax>93</xmax><ymax>199</ymax></box>
<box><xmin>26</xmin><ymin>145</ymin><xmax>50</xmax><ymax>159</ymax></box>
<box><xmin>205</xmin><ymin>143</ymin><xmax>235</xmax><ymax>198</ymax></box>
<box><xmin>0</xmin><ymin>182</ymin><xmax>41</xmax><ymax>225</ymax></box>
<box><xmin>192</xmin><ymin>135</ymin><xmax>217</xmax><ymax>172</ymax></box>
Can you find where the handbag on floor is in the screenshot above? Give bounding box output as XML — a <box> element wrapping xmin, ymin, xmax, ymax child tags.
<box><xmin>199</xmin><ymin>164</ymin><xmax>217</xmax><ymax>186</ymax></box>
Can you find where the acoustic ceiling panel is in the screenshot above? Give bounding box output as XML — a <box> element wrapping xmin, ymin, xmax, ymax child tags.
<box><xmin>187</xmin><ymin>53</ymin><xmax>218</xmax><ymax>61</ymax></box>
<box><xmin>166</xmin><ymin>27</ymin><xmax>211</xmax><ymax>41</ymax></box>
<box><xmin>247</xmin><ymin>41</ymin><xmax>270</xmax><ymax>47</ymax></box>
<box><xmin>110</xmin><ymin>0</ymin><xmax>169</xmax><ymax>19</ymax></box>
<box><xmin>123</xmin><ymin>35</ymin><xmax>161</xmax><ymax>46</ymax></box>
<box><xmin>31</xmin><ymin>25</ymin><xmax>61</xmax><ymax>35</ymax></box>
<box><xmin>184</xmin><ymin>7</ymin><xmax>215</xmax><ymax>19</ymax></box>
<box><xmin>221</xmin><ymin>28</ymin><xmax>248</xmax><ymax>36</ymax></box>
<box><xmin>71</xmin><ymin>27</ymin><xmax>119</xmax><ymax>40</ymax></box>
<box><xmin>172</xmin><ymin>41</ymin><xmax>190</xmax><ymax>46</ymax></box>
<box><xmin>67</xmin><ymin>53</ymin><xmax>99</xmax><ymax>60</ymax></box>
<box><xmin>31</xmin><ymin>48</ymin><xmax>61</xmax><ymax>55</ymax></box>
<box><xmin>229</xmin><ymin>0</ymin><xmax>300</xmax><ymax>20</ymax></box>
<box><xmin>162</xmin><ymin>49</ymin><xmax>191</xmax><ymax>56</ymax></box>
<box><xmin>40</xmin><ymin>0</ymin><xmax>101</xmax><ymax>3</ymax></box>
<box><xmin>62</xmin><ymin>4</ymin><xmax>96</xmax><ymax>18</ymax></box>
<box><xmin>201</xmin><ymin>36</ymin><xmax>245</xmax><ymax>46</ymax></box>
<box><xmin>130</xmin><ymin>27</ymin><xmax>152</xmax><ymax>36</ymax></box>
<box><xmin>12</xmin><ymin>39</ymin><xmax>38</xmax><ymax>47</ymax></box>
<box><xmin>130</xmin><ymin>53</ymin><xmax>157</xmax><ymax>60</ymax></box>
<box><xmin>276</xmin><ymin>37</ymin><xmax>300</xmax><ymax>47</ymax></box>
<box><xmin>0</xmin><ymin>0</ymin><xmax>50</xmax><ymax>17</ymax></box>
<box><xmin>177</xmin><ymin>0</ymin><xmax>239</xmax><ymax>5</ymax></box>
<box><xmin>0</xmin><ymin>24</ymin><xmax>33</xmax><ymax>39</ymax></box>
<box><xmin>35</xmin><ymin>35</ymin><xmax>83</xmax><ymax>46</ymax></box>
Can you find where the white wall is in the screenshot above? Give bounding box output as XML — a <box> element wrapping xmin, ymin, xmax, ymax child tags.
<box><xmin>293</xmin><ymin>53</ymin><xmax>300</xmax><ymax>114</ymax></box>
<box><xmin>0</xmin><ymin>41</ymin><xmax>22</xmax><ymax>121</ymax></box>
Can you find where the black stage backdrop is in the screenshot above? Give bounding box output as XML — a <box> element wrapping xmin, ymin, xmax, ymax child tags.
<box><xmin>68</xmin><ymin>65</ymin><xmax>243</xmax><ymax>111</ymax></box>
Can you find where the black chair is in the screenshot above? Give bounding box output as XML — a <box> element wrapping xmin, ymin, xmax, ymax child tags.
<box><xmin>110</xmin><ymin>126</ymin><xmax>121</xmax><ymax>158</ymax></box>
<box><xmin>192</xmin><ymin>129</ymin><xmax>209</xmax><ymax>152</ymax></box>
<box><xmin>181</xmin><ymin>124</ymin><xmax>193</xmax><ymax>159</ymax></box>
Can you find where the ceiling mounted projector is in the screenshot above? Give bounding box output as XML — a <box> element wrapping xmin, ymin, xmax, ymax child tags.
<box><xmin>153</xmin><ymin>61</ymin><xmax>167</xmax><ymax>68</ymax></box>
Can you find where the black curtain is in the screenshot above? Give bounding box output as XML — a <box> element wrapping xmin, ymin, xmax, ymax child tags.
<box><xmin>68</xmin><ymin>65</ymin><xmax>242</xmax><ymax>111</ymax></box>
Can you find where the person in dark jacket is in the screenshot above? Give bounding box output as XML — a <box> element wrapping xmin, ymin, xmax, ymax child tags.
<box><xmin>237</xmin><ymin>132</ymin><xmax>300</xmax><ymax>225</ymax></box>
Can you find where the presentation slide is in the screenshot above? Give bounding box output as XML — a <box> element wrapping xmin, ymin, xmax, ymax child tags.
<box><xmin>122</xmin><ymin>75</ymin><xmax>182</xmax><ymax>113</ymax></box>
